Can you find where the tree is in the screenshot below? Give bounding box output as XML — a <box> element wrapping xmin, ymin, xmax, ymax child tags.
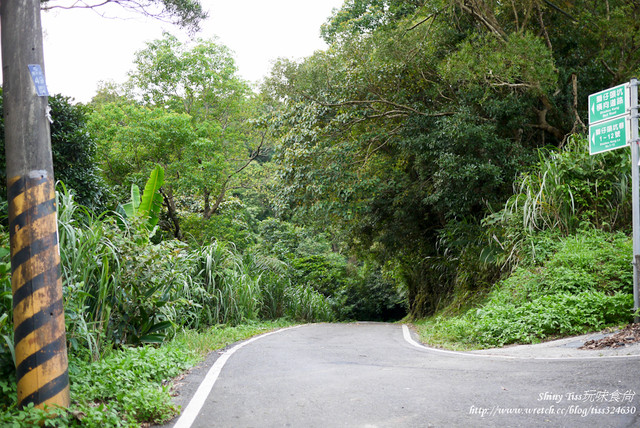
<box><xmin>88</xmin><ymin>101</ymin><xmax>198</xmax><ymax>238</ymax></box>
<box><xmin>125</xmin><ymin>34</ymin><xmax>271</xmax><ymax>220</ymax></box>
<box><xmin>265</xmin><ymin>0</ymin><xmax>640</xmax><ymax>317</ymax></box>
<box><xmin>0</xmin><ymin>90</ymin><xmax>108</xmax><ymax>209</ymax></box>
<box><xmin>320</xmin><ymin>0</ymin><xmax>424</xmax><ymax>44</ymax></box>
<box><xmin>89</xmin><ymin>34</ymin><xmax>273</xmax><ymax>239</ymax></box>
<box><xmin>48</xmin><ymin>95</ymin><xmax>110</xmax><ymax>209</ymax></box>
<box><xmin>129</xmin><ymin>33</ymin><xmax>247</xmax><ymax>121</ymax></box>
<box><xmin>40</xmin><ymin>0</ymin><xmax>207</xmax><ymax>33</ymax></box>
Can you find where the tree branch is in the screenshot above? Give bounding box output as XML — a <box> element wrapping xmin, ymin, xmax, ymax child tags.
<box><xmin>406</xmin><ymin>13</ymin><xmax>437</xmax><ymax>31</ymax></box>
<box><xmin>312</xmin><ymin>97</ymin><xmax>455</xmax><ymax>118</ymax></box>
<box><xmin>532</xmin><ymin>95</ymin><xmax>565</xmax><ymax>141</ymax></box>
<box><xmin>567</xmin><ymin>73</ymin><xmax>586</xmax><ymax>143</ymax></box>
<box><xmin>542</xmin><ymin>0</ymin><xmax>577</xmax><ymax>23</ymax></box>
<box><xmin>204</xmin><ymin>131</ymin><xmax>268</xmax><ymax>219</ymax></box>
<box><xmin>41</xmin><ymin>0</ymin><xmax>207</xmax><ymax>32</ymax></box>
<box><xmin>536</xmin><ymin>3</ymin><xmax>553</xmax><ymax>51</ymax></box>
<box><xmin>457</xmin><ymin>0</ymin><xmax>507</xmax><ymax>42</ymax></box>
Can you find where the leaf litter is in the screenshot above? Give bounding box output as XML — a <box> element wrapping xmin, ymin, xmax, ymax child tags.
<box><xmin>580</xmin><ymin>324</ymin><xmax>640</xmax><ymax>350</ymax></box>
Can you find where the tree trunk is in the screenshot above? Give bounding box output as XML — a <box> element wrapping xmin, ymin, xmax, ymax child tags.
<box><xmin>203</xmin><ymin>184</ymin><xmax>227</xmax><ymax>220</ymax></box>
<box><xmin>160</xmin><ymin>187</ymin><xmax>182</xmax><ymax>240</ymax></box>
<box><xmin>203</xmin><ymin>189</ymin><xmax>211</xmax><ymax>219</ymax></box>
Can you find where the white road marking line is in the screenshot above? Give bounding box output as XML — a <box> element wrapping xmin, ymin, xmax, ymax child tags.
<box><xmin>173</xmin><ymin>326</ymin><xmax>300</xmax><ymax>428</ymax></box>
<box><xmin>401</xmin><ymin>324</ymin><xmax>640</xmax><ymax>360</ymax></box>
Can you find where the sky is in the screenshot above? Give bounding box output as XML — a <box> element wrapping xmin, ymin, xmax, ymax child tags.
<box><xmin>12</xmin><ymin>0</ymin><xmax>345</xmax><ymax>103</ymax></box>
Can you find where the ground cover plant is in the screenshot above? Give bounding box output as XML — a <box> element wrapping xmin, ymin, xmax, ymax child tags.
<box><xmin>0</xmin><ymin>321</ymin><xmax>293</xmax><ymax>427</ymax></box>
<box><xmin>413</xmin><ymin>133</ymin><xmax>635</xmax><ymax>350</ymax></box>
<box><xmin>415</xmin><ymin>221</ymin><xmax>633</xmax><ymax>350</ymax></box>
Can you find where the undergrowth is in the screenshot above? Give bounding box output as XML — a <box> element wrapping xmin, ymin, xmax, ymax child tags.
<box><xmin>415</xmin><ymin>228</ymin><xmax>634</xmax><ymax>350</ymax></box>
<box><xmin>0</xmin><ymin>320</ymin><xmax>294</xmax><ymax>427</ymax></box>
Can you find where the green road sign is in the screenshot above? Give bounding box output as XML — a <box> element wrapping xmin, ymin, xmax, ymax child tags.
<box><xmin>589</xmin><ymin>115</ymin><xmax>630</xmax><ymax>155</ymax></box>
<box><xmin>589</xmin><ymin>83</ymin><xmax>629</xmax><ymax>124</ymax></box>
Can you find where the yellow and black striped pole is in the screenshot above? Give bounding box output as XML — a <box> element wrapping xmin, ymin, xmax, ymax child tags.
<box><xmin>9</xmin><ymin>174</ymin><xmax>69</xmax><ymax>409</ymax></box>
<box><xmin>1</xmin><ymin>0</ymin><xmax>70</xmax><ymax>410</ymax></box>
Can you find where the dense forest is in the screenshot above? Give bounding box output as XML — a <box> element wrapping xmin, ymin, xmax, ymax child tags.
<box><xmin>1</xmin><ymin>0</ymin><xmax>640</xmax><ymax>425</ymax></box>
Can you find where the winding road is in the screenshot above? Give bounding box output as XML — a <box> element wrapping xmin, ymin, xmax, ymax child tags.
<box><xmin>166</xmin><ymin>323</ymin><xmax>640</xmax><ymax>428</ymax></box>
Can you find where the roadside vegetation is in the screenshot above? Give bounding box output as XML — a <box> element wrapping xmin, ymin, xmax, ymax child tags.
<box><xmin>1</xmin><ymin>0</ymin><xmax>640</xmax><ymax>426</ymax></box>
<box><xmin>415</xmin><ymin>136</ymin><xmax>634</xmax><ymax>349</ymax></box>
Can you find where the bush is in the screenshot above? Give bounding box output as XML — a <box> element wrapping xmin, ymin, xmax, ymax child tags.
<box><xmin>419</xmin><ymin>228</ymin><xmax>634</xmax><ymax>348</ymax></box>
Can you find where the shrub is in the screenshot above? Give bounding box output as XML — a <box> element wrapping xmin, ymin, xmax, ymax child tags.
<box><xmin>419</xmin><ymin>229</ymin><xmax>634</xmax><ymax>348</ymax></box>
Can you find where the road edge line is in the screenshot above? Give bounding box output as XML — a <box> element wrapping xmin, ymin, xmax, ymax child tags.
<box><xmin>401</xmin><ymin>324</ymin><xmax>513</xmax><ymax>358</ymax></box>
<box><xmin>173</xmin><ymin>325</ymin><xmax>300</xmax><ymax>428</ymax></box>
<box><xmin>401</xmin><ymin>324</ymin><xmax>640</xmax><ymax>360</ymax></box>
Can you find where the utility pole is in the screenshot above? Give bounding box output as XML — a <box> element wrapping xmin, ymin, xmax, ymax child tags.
<box><xmin>0</xmin><ymin>0</ymin><xmax>70</xmax><ymax>410</ymax></box>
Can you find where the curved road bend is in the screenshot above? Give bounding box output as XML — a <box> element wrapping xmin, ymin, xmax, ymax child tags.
<box><xmin>168</xmin><ymin>323</ymin><xmax>640</xmax><ymax>428</ymax></box>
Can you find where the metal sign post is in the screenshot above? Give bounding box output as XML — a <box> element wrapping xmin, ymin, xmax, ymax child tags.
<box><xmin>630</xmin><ymin>78</ymin><xmax>640</xmax><ymax>323</ymax></box>
<box><xmin>589</xmin><ymin>79</ymin><xmax>640</xmax><ymax>321</ymax></box>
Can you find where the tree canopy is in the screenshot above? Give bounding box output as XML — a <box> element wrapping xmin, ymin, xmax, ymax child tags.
<box><xmin>262</xmin><ymin>0</ymin><xmax>640</xmax><ymax>316</ymax></box>
<box><xmin>13</xmin><ymin>0</ymin><xmax>639</xmax><ymax>319</ymax></box>
<box><xmin>89</xmin><ymin>34</ymin><xmax>269</xmax><ymax>239</ymax></box>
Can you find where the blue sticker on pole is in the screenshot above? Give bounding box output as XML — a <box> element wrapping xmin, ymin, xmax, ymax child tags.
<box><xmin>27</xmin><ymin>64</ymin><xmax>49</xmax><ymax>96</ymax></box>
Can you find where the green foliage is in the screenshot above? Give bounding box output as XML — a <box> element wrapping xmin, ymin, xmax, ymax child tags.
<box><xmin>48</xmin><ymin>95</ymin><xmax>111</xmax><ymax>209</ymax></box>
<box><xmin>265</xmin><ymin>1</ymin><xmax>557</xmax><ymax>318</ymax></box>
<box><xmin>290</xmin><ymin>255</ymin><xmax>347</xmax><ymax>297</ymax></box>
<box><xmin>191</xmin><ymin>241</ymin><xmax>335</xmax><ymax>325</ymax></box>
<box><xmin>1</xmin><ymin>321</ymin><xmax>291</xmax><ymax>427</ymax></box>
<box><xmin>0</xmin><ymin>91</ymin><xmax>109</xmax><ymax>210</ymax></box>
<box><xmin>119</xmin><ymin>165</ymin><xmax>165</xmax><ymax>232</ymax></box>
<box><xmin>58</xmin><ymin>184</ymin><xmax>334</xmax><ymax>356</ymax></box>
<box><xmin>70</xmin><ymin>345</ymin><xmax>194</xmax><ymax>424</ymax></box>
<box><xmin>254</xmin><ymin>218</ymin><xmax>406</xmax><ymax>321</ymax></box>
<box><xmin>129</xmin><ymin>33</ymin><xmax>247</xmax><ymax>118</ymax></box>
<box><xmin>0</xmin><ymin>238</ymin><xmax>13</xmax><ymax>377</ymax></box>
<box><xmin>120</xmin><ymin>184</ymin><xmax>141</xmax><ymax>220</ymax></box>
<box><xmin>180</xmin><ymin>196</ymin><xmax>257</xmax><ymax>251</ymax></box>
<box><xmin>335</xmin><ymin>267</ymin><xmax>407</xmax><ymax>321</ymax></box>
<box><xmin>284</xmin><ymin>285</ymin><xmax>335</xmax><ymax>322</ymax></box>
<box><xmin>89</xmin><ymin>101</ymin><xmax>197</xmax><ymax>198</ymax></box>
<box><xmin>440</xmin><ymin>32</ymin><xmax>558</xmax><ymax>97</ymax></box>
<box><xmin>504</xmin><ymin>135</ymin><xmax>631</xmax><ymax>235</ymax></box>
<box><xmin>262</xmin><ymin>0</ymin><xmax>640</xmax><ymax>321</ymax></box>
<box><xmin>417</xmin><ymin>229</ymin><xmax>633</xmax><ymax>348</ymax></box>
<box><xmin>90</xmin><ymin>33</ymin><xmax>268</xmax><ymax>239</ymax></box>
<box><xmin>320</xmin><ymin>0</ymin><xmax>424</xmax><ymax>44</ymax></box>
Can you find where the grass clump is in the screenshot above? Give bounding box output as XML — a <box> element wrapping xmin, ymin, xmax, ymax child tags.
<box><xmin>415</xmin><ymin>228</ymin><xmax>633</xmax><ymax>349</ymax></box>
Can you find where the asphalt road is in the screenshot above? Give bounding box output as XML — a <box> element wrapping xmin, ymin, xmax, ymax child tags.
<box><xmin>166</xmin><ymin>323</ymin><xmax>640</xmax><ymax>428</ymax></box>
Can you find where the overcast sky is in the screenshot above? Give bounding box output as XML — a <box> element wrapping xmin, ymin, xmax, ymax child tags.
<box><xmin>12</xmin><ymin>0</ymin><xmax>344</xmax><ymax>103</ymax></box>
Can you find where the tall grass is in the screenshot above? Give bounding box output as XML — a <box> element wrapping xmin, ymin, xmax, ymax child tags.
<box><xmin>504</xmin><ymin>147</ymin><xmax>577</xmax><ymax>234</ymax></box>
<box><xmin>490</xmin><ymin>135</ymin><xmax>632</xmax><ymax>270</ymax></box>
<box><xmin>0</xmin><ymin>182</ymin><xmax>335</xmax><ymax>363</ymax></box>
<box><xmin>418</xmin><ymin>222</ymin><xmax>634</xmax><ymax>349</ymax></box>
<box><xmin>194</xmin><ymin>242</ymin><xmax>334</xmax><ymax>325</ymax></box>
<box><xmin>57</xmin><ymin>183</ymin><xmax>334</xmax><ymax>359</ymax></box>
<box><xmin>503</xmin><ymin>135</ymin><xmax>631</xmax><ymax>236</ymax></box>
<box><xmin>57</xmin><ymin>184</ymin><xmax>120</xmax><ymax>358</ymax></box>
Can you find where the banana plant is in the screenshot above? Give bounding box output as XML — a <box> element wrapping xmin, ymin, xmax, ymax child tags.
<box><xmin>117</xmin><ymin>165</ymin><xmax>165</xmax><ymax>231</ymax></box>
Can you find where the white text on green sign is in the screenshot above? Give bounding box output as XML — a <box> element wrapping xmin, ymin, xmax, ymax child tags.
<box><xmin>588</xmin><ymin>83</ymin><xmax>629</xmax><ymax>124</ymax></box>
<box><xmin>589</xmin><ymin>116</ymin><xmax>630</xmax><ymax>155</ymax></box>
